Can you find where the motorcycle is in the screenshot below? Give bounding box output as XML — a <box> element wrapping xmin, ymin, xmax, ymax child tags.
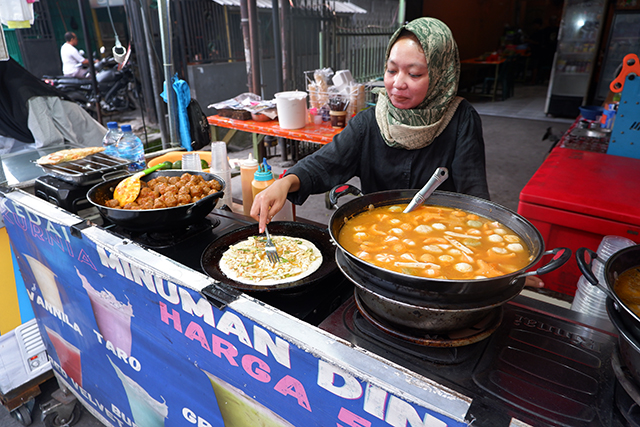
<box><xmin>43</xmin><ymin>47</ymin><xmax>139</xmax><ymax>117</ymax></box>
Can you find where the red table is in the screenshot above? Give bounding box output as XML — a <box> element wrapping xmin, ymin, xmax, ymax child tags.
<box><xmin>461</xmin><ymin>57</ymin><xmax>507</xmax><ymax>102</ymax></box>
<box><xmin>207</xmin><ymin>115</ymin><xmax>343</xmax><ymax>161</ymax></box>
<box><xmin>518</xmin><ymin>146</ymin><xmax>640</xmax><ymax>296</ymax></box>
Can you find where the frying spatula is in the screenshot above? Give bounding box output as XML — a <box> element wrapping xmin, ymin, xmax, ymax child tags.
<box><xmin>113</xmin><ymin>162</ymin><xmax>171</xmax><ymax>207</ymax></box>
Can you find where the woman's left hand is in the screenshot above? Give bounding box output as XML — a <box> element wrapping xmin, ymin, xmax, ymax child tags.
<box><xmin>524</xmin><ymin>276</ymin><xmax>544</xmax><ymax>288</ymax></box>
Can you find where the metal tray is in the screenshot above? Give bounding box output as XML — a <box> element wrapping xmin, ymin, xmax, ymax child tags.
<box><xmin>38</xmin><ymin>152</ymin><xmax>131</xmax><ymax>185</ymax></box>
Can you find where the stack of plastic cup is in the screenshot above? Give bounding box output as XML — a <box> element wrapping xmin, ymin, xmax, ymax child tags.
<box><xmin>571</xmin><ymin>235</ymin><xmax>636</xmax><ymax>318</ymax></box>
<box><xmin>210</xmin><ymin>141</ymin><xmax>233</xmax><ymax>209</ymax></box>
<box><xmin>181</xmin><ymin>153</ymin><xmax>202</xmax><ymax>171</ymax></box>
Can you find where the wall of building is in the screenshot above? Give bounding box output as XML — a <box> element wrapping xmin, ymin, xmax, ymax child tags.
<box><xmin>421</xmin><ymin>0</ymin><xmax>519</xmax><ymax>61</ymax></box>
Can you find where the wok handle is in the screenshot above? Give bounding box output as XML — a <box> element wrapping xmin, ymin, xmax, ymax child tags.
<box><xmin>328</xmin><ymin>184</ymin><xmax>363</xmax><ymax>209</ymax></box>
<box><xmin>576</xmin><ymin>247</ymin><xmax>613</xmax><ymax>297</ymax></box>
<box><xmin>511</xmin><ymin>247</ymin><xmax>572</xmax><ymax>284</ymax></box>
<box><xmin>103</xmin><ymin>169</ymin><xmax>131</xmax><ymax>182</ymax></box>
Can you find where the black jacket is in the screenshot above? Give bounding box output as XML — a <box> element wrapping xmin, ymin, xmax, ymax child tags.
<box><xmin>286</xmin><ymin>99</ymin><xmax>490</xmax><ymax>204</ymax></box>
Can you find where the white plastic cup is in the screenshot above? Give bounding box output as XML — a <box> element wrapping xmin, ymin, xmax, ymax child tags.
<box><xmin>212</xmin><ymin>169</ymin><xmax>232</xmax><ymax>209</ymax></box>
<box><xmin>181</xmin><ymin>153</ymin><xmax>202</xmax><ymax>171</ymax></box>
<box><xmin>570</xmin><ymin>235</ymin><xmax>635</xmax><ymax>318</ymax></box>
<box><xmin>210</xmin><ymin>141</ymin><xmax>229</xmax><ymax>171</ymax></box>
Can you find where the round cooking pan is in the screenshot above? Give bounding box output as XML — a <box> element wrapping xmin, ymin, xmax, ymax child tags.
<box><xmin>87</xmin><ymin>170</ymin><xmax>224</xmax><ymax>232</ymax></box>
<box><xmin>577</xmin><ymin>245</ymin><xmax>640</xmax><ymax>340</ymax></box>
<box><xmin>607</xmin><ymin>297</ymin><xmax>640</xmax><ymax>388</ymax></box>
<box><xmin>328</xmin><ymin>187</ymin><xmax>571</xmax><ymax>304</ymax></box>
<box><xmin>200</xmin><ymin>221</ymin><xmax>338</xmax><ymax>292</ymax></box>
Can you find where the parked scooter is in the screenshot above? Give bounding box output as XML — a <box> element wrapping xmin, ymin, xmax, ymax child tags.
<box><xmin>43</xmin><ymin>46</ymin><xmax>139</xmax><ymax>117</ymax></box>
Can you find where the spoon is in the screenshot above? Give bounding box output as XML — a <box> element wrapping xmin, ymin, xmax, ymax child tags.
<box><xmin>113</xmin><ymin>162</ymin><xmax>172</xmax><ymax>207</ymax></box>
<box><xmin>403</xmin><ymin>167</ymin><xmax>449</xmax><ymax>213</ymax></box>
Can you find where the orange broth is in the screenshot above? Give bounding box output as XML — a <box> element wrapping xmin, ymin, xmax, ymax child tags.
<box><xmin>614</xmin><ymin>267</ymin><xmax>640</xmax><ymax>317</ymax></box>
<box><xmin>337</xmin><ymin>203</ymin><xmax>534</xmax><ymax>280</ymax></box>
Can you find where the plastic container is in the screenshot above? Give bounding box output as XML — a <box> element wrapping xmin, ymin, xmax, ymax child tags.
<box><xmin>117</xmin><ymin>125</ymin><xmax>146</xmax><ymax>172</ymax></box>
<box><xmin>578</xmin><ymin>105</ymin><xmax>604</xmax><ymax>121</ymax></box>
<box><xmin>102</xmin><ymin>121</ymin><xmax>122</xmax><ymax>157</ymax></box>
<box><xmin>240</xmin><ymin>153</ymin><xmax>259</xmax><ymax>216</ymax></box>
<box><xmin>330</xmin><ymin>111</ymin><xmax>347</xmax><ymax>128</ymax></box>
<box><xmin>275</xmin><ymin>91</ymin><xmax>308</xmax><ymax>129</ymax></box>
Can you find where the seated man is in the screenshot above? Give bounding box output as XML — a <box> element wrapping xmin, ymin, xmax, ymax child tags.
<box><xmin>60</xmin><ymin>32</ymin><xmax>89</xmax><ymax>78</ymax></box>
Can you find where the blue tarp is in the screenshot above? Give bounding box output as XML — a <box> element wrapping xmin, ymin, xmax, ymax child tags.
<box><xmin>160</xmin><ymin>74</ymin><xmax>192</xmax><ymax>151</ymax></box>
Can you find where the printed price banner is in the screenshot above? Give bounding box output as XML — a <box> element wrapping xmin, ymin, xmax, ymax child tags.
<box><xmin>1</xmin><ymin>194</ymin><xmax>465</xmax><ymax>427</ymax></box>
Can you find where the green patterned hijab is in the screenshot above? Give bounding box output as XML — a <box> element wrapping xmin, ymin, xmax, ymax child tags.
<box><xmin>375</xmin><ymin>17</ymin><xmax>463</xmax><ymax>149</ymax></box>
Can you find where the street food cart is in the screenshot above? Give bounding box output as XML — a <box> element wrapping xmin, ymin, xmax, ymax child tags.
<box><xmin>0</xmin><ymin>147</ymin><xmax>635</xmax><ymax>427</ymax></box>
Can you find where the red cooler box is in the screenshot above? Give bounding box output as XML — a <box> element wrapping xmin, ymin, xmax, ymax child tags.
<box><xmin>518</xmin><ymin>146</ymin><xmax>640</xmax><ymax>296</ymax></box>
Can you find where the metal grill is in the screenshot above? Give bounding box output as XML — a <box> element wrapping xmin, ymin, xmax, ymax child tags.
<box><xmin>39</xmin><ymin>153</ymin><xmax>130</xmax><ymax>185</ymax></box>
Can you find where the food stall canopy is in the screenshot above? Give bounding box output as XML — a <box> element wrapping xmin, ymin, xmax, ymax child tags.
<box><xmin>210</xmin><ymin>0</ymin><xmax>367</xmax><ymax>13</ymax></box>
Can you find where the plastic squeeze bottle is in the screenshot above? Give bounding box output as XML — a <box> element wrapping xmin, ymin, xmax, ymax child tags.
<box><xmin>251</xmin><ymin>162</ymin><xmax>275</xmax><ymax>200</ymax></box>
<box><xmin>240</xmin><ymin>153</ymin><xmax>259</xmax><ymax>215</ymax></box>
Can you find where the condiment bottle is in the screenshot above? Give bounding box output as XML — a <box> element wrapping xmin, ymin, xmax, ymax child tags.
<box><xmin>240</xmin><ymin>153</ymin><xmax>259</xmax><ymax>215</ymax></box>
<box><xmin>251</xmin><ymin>161</ymin><xmax>275</xmax><ymax>199</ymax></box>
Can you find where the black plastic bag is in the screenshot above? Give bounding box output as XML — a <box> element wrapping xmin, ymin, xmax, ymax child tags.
<box><xmin>186</xmin><ymin>98</ymin><xmax>211</xmax><ymax>151</ymax></box>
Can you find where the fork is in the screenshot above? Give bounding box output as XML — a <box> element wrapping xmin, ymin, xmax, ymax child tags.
<box><xmin>264</xmin><ymin>225</ymin><xmax>280</xmax><ymax>264</ymax></box>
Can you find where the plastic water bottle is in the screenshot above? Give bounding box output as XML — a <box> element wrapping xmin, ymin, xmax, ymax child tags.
<box><xmin>118</xmin><ymin>125</ymin><xmax>146</xmax><ymax>172</ymax></box>
<box><xmin>102</xmin><ymin>121</ymin><xmax>122</xmax><ymax>157</ymax></box>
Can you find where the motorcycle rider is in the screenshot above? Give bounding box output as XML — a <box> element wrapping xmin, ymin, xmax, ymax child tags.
<box><xmin>61</xmin><ymin>32</ymin><xmax>89</xmax><ymax>78</ymax></box>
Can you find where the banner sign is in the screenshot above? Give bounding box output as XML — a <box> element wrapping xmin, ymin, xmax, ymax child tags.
<box><xmin>0</xmin><ymin>192</ymin><xmax>467</xmax><ymax>427</ymax></box>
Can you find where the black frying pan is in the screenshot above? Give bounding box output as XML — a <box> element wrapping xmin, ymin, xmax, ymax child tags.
<box><xmin>87</xmin><ymin>170</ymin><xmax>224</xmax><ymax>232</ymax></box>
<box><xmin>200</xmin><ymin>221</ymin><xmax>337</xmax><ymax>292</ymax></box>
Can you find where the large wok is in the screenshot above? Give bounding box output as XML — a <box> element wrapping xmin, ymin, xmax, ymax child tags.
<box><xmin>200</xmin><ymin>221</ymin><xmax>339</xmax><ymax>293</ymax></box>
<box><xmin>87</xmin><ymin>170</ymin><xmax>224</xmax><ymax>232</ymax></box>
<box><xmin>329</xmin><ymin>187</ymin><xmax>570</xmax><ymax>304</ymax></box>
<box><xmin>328</xmin><ymin>187</ymin><xmax>570</xmax><ymax>334</ymax></box>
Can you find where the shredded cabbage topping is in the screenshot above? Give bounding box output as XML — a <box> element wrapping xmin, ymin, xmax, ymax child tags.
<box><xmin>220</xmin><ymin>235</ymin><xmax>322</xmax><ymax>284</ymax></box>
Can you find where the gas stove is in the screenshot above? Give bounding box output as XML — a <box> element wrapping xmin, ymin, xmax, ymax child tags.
<box><xmin>33</xmin><ymin>172</ymin><xmax>354</xmax><ymax>325</ymax></box>
<box><xmin>320</xmin><ymin>296</ymin><xmax>628</xmax><ymax>426</ymax></box>
<box><xmin>100</xmin><ymin>208</ymin><xmax>353</xmax><ymax>326</ymax></box>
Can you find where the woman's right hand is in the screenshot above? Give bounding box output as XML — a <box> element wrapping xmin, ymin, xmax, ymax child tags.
<box><xmin>250</xmin><ymin>174</ymin><xmax>300</xmax><ymax>233</ymax></box>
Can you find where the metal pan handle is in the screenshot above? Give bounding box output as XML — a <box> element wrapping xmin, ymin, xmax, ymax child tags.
<box><xmin>510</xmin><ymin>247</ymin><xmax>572</xmax><ymax>285</ymax></box>
<box><xmin>102</xmin><ymin>169</ymin><xmax>131</xmax><ymax>182</ymax></box>
<box><xmin>575</xmin><ymin>247</ymin><xmax>614</xmax><ymax>298</ymax></box>
<box><xmin>328</xmin><ymin>184</ymin><xmax>363</xmax><ymax>209</ymax></box>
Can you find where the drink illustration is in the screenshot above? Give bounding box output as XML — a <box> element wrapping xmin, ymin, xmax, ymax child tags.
<box><xmin>77</xmin><ymin>268</ymin><xmax>134</xmax><ymax>356</ymax></box>
<box><xmin>25</xmin><ymin>254</ymin><xmax>64</xmax><ymax>313</ymax></box>
<box><xmin>202</xmin><ymin>369</ymin><xmax>295</xmax><ymax>427</ymax></box>
<box><xmin>109</xmin><ymin>358</ymin><xmax>168</xmax><ymax>427</ymax></box>
<box><xmin>45</xmin><ymin>326</ymin><xmax>82</xmax><ymax>387</ymax></box>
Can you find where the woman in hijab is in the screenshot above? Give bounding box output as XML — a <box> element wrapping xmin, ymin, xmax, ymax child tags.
<box><xmin>251</xmin><ymin>17</ymin><xmax>545</xmax><ymax>289</ymax></box>
<box><xmin>252</xmin><ymin>17</ymin><xmax>488</xmax><ymax>228</ymax></box>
